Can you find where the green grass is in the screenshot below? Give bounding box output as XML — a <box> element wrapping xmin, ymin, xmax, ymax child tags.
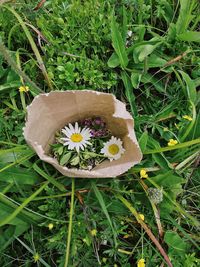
<box><xmin>0</xmin><ymin>0</ymin><xmax>200</xmax><ymax>266</ymax></box>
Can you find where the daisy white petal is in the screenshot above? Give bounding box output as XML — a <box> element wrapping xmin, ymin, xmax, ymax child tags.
<box><xmin>75</xmin><ymin>122</ymin><xmax>80</xmax><ymax>133</ymax></box>
<box><xmin>61</xmin><ymin>122</ymin><xmax>92</xmax><ymax>152</ymax></box>
<box><xmin>68</xmin><ymin>123</ymin><xmax>75</xmax><ymax>133</ymax></box>
<box><xmin>62</xmin><ymin>128</ymin><xmax>72</xmax><ymax>137</ymax></box>
<box><xmin>101</xmin><ymin>136</ymin><xmax>125</xmax><ymax>161</ymax></box>
<box><xmin>84</xmin><ymin>140</ymin><xmax>92</xmax><ymax>146</ymax></box>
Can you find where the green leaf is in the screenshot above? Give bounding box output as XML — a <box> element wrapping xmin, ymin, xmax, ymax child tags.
<box><xmin>111</xmin><ymin>15</ymin><xmax>128</xmax><ymax>68</ymax></box>
<box><xmin>154</xmin><ymin>101</ymin><xmax>177</xmax><ymax>121</ymax></box>
<box><xmin>60</xmin><ymin>152</ymin><xmax>72</xmax><ymax>166</ymax></box>
<box><xmin>0</xmin><ymin>164</ymin><xmax>41</xmax><ymax>185</ymax></box>
<box><xmin>0</xmin><ymin>213</ymin><xmax>29</xmax><ymax>252</ymax></box>
<box><xmin>70</xmin><ymin>156</ymin><xmax>80</xmax><ymax>166</ymax></box>
<box><xmin>83</xmin><ymin>152</ymin><xmax>98</xmax><ymax>158</ymax></box>
<box><xmin>164</xmin><ymin>231</ymin><xmax>187</xmax><ymax>252</ymax></box>
<box><xmin>178</xmin><ymin>71</ymin><xmax>197</xmax><ymax>103</ymax></box>
<box><xmin>134</xmin><ymin>43</ymin><xmax>162</xmax><ymax>62</ymax></box>
<box><xmin>178</xmin><ymin>31</ymin><xmax>200</xmax><ymax>42</ymax></box>
<box><xmin>146</xmin><ymin>54</ymin><xmax>167</xmax><ymax>68</ymax></box>
<box><xmin>57</xmin><ymin>146</ymin><xmax>64</xmax><ymax>156</ymax></box>
<box><xmin>138</xmin><ymin>44</ymin><xmax>157</xmax><ymax>62</ymax></box>
<box><xmin>121</xmin><ymin>71</ymin><xmax>137</xmax><ymax>116</ymax></box>
<box><xmin>122</xmin><ymin>6</ymin><xmax>128</xmax><ymax>42</ymax></box>
<box><xmin>138</xmin><ymin>131</ymin><xmax>148</xmax><ymax>153</ymax></box>
<box><xmin>131</xmin><ymin>72</ymin><xmax>141</xmax><ymax>89</ymax></box>
<box><xmin>152</xmin><ymin>171</ymin><xmax>185</xmax><ymax>188</ymax></box>
<box><xmin>176</xmin><ymin>0</ymin><xmax>195</xmax><ymax>34</ymax></box>
<box><xmin>141</xmin><ymin>73</ymin><xmax>165</xmax><ymax>93</ymax></box>
<box><xmin>107</xmin><ymin>52</ymin><xmax>120</xmax><ymax>68</ymax></box>
<box><xmin>0</xmin><ymin>81</ymin><xmax>21</xmax><ymax>92</ymax></box>
<box><xmin>152</xmin><ymin>153</ymin><xmax>172</xmax><ymax>170</ymax></box>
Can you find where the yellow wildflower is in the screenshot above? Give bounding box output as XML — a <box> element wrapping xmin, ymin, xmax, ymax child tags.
<box><xmin>137</xmin><ymin>258</ymin><xmax>145</xmax><ymax>267</ymax></box>
<box><xmin>138</xmin><ymin>213</ymin><xmax>145</xmax><ymax>221</ymax></box>
<box><xmin>48</xmin><ymin>223</ymin><xmax>54</xmax><ymax>230</ymax></box>
<box><xmin>114</xmin><ymin>264</ymin><xmax>118</xmax><ymax>267</ymax></box>
<box><xmin>183</xmin><ymin>115</ymin><xmax>192</xmax><ymax>121</ymax></box>
<box><xmin>140</xmin><ymin>169</ymin><xmax>148</xmax><ymax>179</ymax></box>
<box><xmin>123</xmin><ymin>234</ymin><xmax>130</xmax><ymax>238</ymax></box>
<box><xmin>168</xmin><ymin>139</ymin><xmax>178</xmax><ymax>146</ymax></box>
<box><xmin>33</xmin><ymin>252</ymin><xmax>40</xmax><ymax>262</ymax></box>
<box><xmin>19</xmin><ymin>86</ymin><xmax>29</xmax><ymax>92</ymax></box>
<box><xmin>90</xmin><ymin>229</ymin><xmax>97</xmax><ymax>236</ymax></box>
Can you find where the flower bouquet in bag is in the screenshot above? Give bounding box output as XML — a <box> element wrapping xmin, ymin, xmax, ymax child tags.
<box><xmin>23</xmin><ymin>90</ymin><xmax>142</xmax><ymax>178</ymax></box>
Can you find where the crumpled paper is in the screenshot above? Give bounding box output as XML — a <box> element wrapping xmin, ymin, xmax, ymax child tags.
<box><xmin>23</xmin><ymin>90</ymin><xmax>142</xmax><ymax>178</ymax></box>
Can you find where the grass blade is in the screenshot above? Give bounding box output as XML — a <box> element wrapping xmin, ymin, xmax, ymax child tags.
<box><xmin>178</xmin><ymin>31</ymin><xmax>200</xmax><ymax>42</ymax></box>
<box><xmin>15</xmin><ymin>237</ymin><xmax>51</xmax><ymax>267</ymax></box>
<box><xmin>33</xmin><ymin>163</ymin><xmax>66</xmax><ymax>192</ymax></box>
<box><xmin>121</xmin><ymin>71</ymin><xmax>137</xmax><ymax>117</ymax></box>
<box><xmin>111</xmin><ymin>15</ymin><xmax>128</xmax><ymax>68</ymax></box>
<box><xmin>64</xmin><ymin>178</ymin><xmax>75</xmax><ymax>267</ymax></box>
<box><xmin>144</xmin><ymin>138</ymin><xmax>200</xmax><ymax>154</ymax></box>
<box><xmin>0</xmin><ymin>181</ymin><xmax>48</xmax><ymax>226</ymax></box>
<box><xmin>92</xmin><ymin>183</ymin><xmax>117</xmax><ymax>247</ymax></box>
<box><xmin>178</xmin><ymin>70</ymin><xmax>197</xmax><ymax>104</ymax></box>
<box><xmin>0</xmin><ymin>194</ymin><xmax>40</xmax><ymax>223</ymax></box>
<box><xmin>176</xmin><ymin>0</ymin><xmax>195</xmax><ymax>34</ymax></box>
<box><xmin>2</xmin><ymin>6</ymin><xmax>54</xmax><ymax>91</ymax></box>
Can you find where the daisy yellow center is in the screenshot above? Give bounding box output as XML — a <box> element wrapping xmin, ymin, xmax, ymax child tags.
<box><xmin>70</xmin><ymin>133</ymin><xmax>83</xmax><ymax>143</ymax></box>
<box><xmin>108</xmin><ymin>144</ymin><xmax>119</xmax><ymax>155</ymax></box>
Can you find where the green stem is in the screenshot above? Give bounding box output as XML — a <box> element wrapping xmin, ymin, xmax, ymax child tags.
<box><xmin>144</xmin><ymin>138</ymin><xmax>200</xmax><ymax>154</ymax></box>
<box><xmin>181</xmin><ymin>101</ymin><xmax>196</xmax><ymax>142</ymax></box>
<box><xmin>115</xmin><ymin>193</ymin><xmax>173</xmax><ymax>267</ymax></box>
<box><xmin>16</xmin><ymin>50</ymin><xmax>27</xmax><ymax>111</ymax></box>
<box><xmin>20</xmin><ymin>91</ymin><xmax>27</xmax><ymax>112</ymax></box>
<box><xmin>64</xmin><ymin>178</ymin><xmax>75</xmax><ymax>267</ymax></box>
<box><xmin>1</xmin><ymin>182</ymin><xmax>14</xmax><ymax>194</ymax></box>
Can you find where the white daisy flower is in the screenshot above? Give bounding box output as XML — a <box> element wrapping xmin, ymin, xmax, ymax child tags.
<box><xmin>61</xmin><ymin>122</ymin><xmax>92</xmax><ymax>153</ymax></box>
<box><xmin>101</xmin><ymin>136</ymin><xmax>125</xmax><ymax>161</ymax></box>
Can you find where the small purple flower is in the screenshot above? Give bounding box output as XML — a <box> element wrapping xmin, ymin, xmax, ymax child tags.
<box><xmin>90</xmin><ymin>129</ymin><xmax>96</xmax><ymax>137</ymax></box>
<box><xmin>96</xmin><ymin>132</ymin><xmax>101</xmax><ymax>137</ymax></box>
<box><xmin>95</xmin><ymin>117</ymin><xmax>102</xmax><ymax>125</ymax></box>
<box><xmin>81</xmin><ymin>118</ymin><xmax>92</xmax><ymax>127</ymax></box>
<box><xmin>79</xmin><ymin>116</ymin><xmax>108</xmax><ymax>138</ymax></box>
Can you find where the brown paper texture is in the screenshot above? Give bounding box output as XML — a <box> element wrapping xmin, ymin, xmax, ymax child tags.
<box><xmin>23</xmin><ymin>90</ymin><xmax>142</xmax><ymax>178</ymax></box>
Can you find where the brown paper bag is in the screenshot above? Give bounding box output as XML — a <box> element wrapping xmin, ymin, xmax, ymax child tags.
<box><xmin>23</xmin><ymin>90</ymin><xmax>142</xmax><ymax>177</ymax></box>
